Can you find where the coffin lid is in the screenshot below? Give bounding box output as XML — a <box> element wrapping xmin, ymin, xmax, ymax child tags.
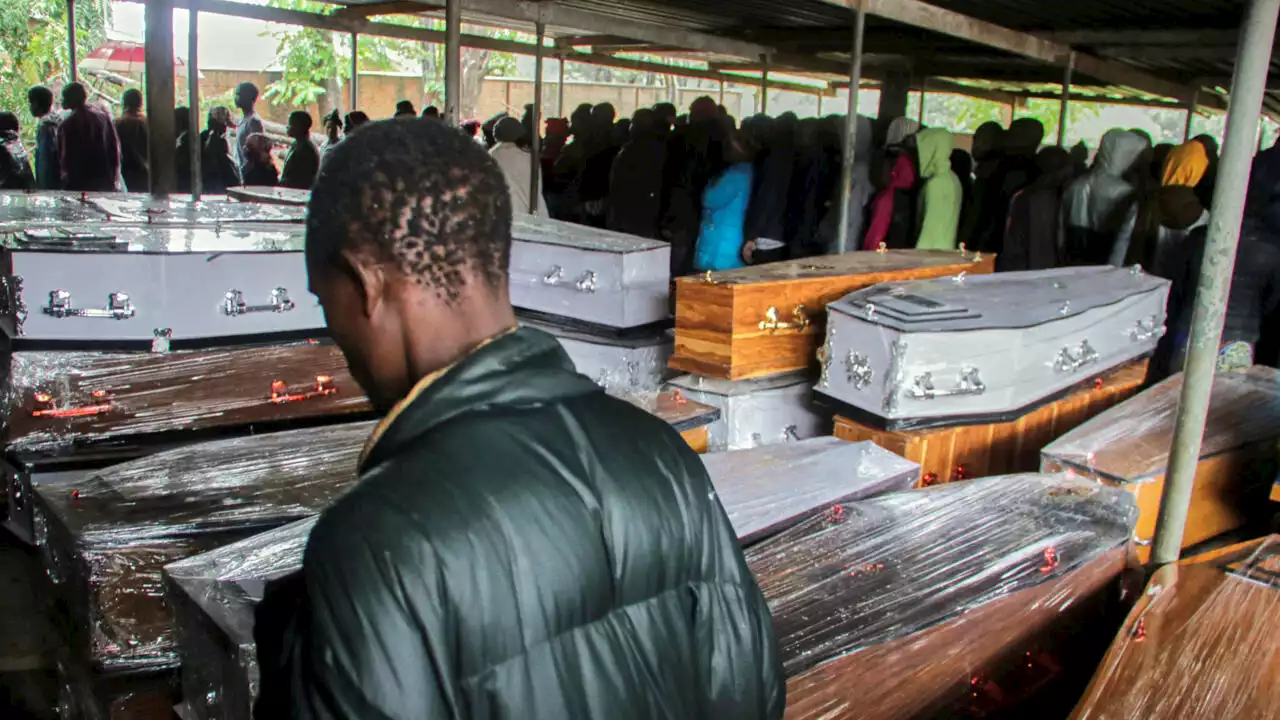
<box><xmin>85</xmin><ymin>196</ymin><xmax>305</xmax><ymax>225</ymax></box>
<box><xmin>829</xmin><ymin>266</ymin><xmax>1169</xmax><ymax>332</ymax></box>
<box><xmin>620</xmin><ymin>389</ymin><xmax>720</xmax><ymax>431</ymax></box>
<box><xmin>694</xmin><ymin>249</ymin><xmax>981</xmax><ymax>286</ymax></box>
<box><xmin>6</xmin><ymin>223</ymin><xmax>305</xmax><ymax>252</ymax></box>
<box><xmin>1042</xmin><ymin>366</ymin><xmax>1280</xmax><ymax>483</ymax></box>
<box><xmin>668</xmin><ymin>371</ymin><xmax>810</xmax><ymax>397</ymax></box>
<box><xmin>519</xmin><ymin>316</ymin><xmax>672</xmax><ymax>349</ymax></box>
<box><xmin>512</xmin><ymin>214</ymin><xmax>665</xmax><ymax>254</ymax></box>
<box><xmin>0</xmin><ymin>190</ymin><xmax>110</xmax><ymax>226</ymax></box>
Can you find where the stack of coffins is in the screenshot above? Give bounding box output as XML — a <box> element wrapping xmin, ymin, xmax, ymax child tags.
<box><xmin>668</xmin><ymin>249</ymin><xmax>995</xmax><ymax>451</ymax></box>
<box><xmin>509</xmin><ymin>215</ymin><xmax>674</xmax><ymax>395</ymax></box>
<box><xmin>1070</xmin><ymin>535</ymin><xmax>1280</xmax><ymax>719</ymax></box>
<box><xmin>1042</xmin><ymin>366</ymin><xmax>1280</xmax><ymax>561</ymax></box>
<box><xmin>747</xmin><ymin>473</ymin><xmax>1138</xmax><ymax>719</ymax></box>
<box><xmin>822</xmin><ymin>266</ymin><xmax>1168</xmax><ymax>485</ymax></box>
<box><xmin>163</xmin><ymin>436</ymin><xmax>919</xmax><ymax>719</ymax></box>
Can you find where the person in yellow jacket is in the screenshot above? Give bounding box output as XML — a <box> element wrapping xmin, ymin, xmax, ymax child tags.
<box><xmin>915</xmin><ymin>127</ymin><xmax>962</xmax><ymax>250</ymax></box>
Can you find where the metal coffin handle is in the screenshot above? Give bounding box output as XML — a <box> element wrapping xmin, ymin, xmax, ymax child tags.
<box><xmin>42</xmin><ymin>290</ymin><xmax>136</xmax><ymax>320</ymax></box>
<box><xmin>1129</xmin><ymin>315</ymin><xmax>1165</xmax><ymax>342</ymax></box>
<box><xmin>904</xmin><ymin>367</ymin><xmax>985</xmax><ymax>400</ymax></box>
<box><xmin>1054</xmin><ymin>340</ymin><xmax>1099</xmax><ymax>373</ymax></box>
<box><xmin>31</xmin><ymin>389</ymin><xmax>113</xmax><ymax>418</ymax></box>
<box><xmin>759</xmin><ymin>304</ymin><xmax>810</xmax><ymax>334</ymax></box>
<box><xmin>223</xmin><ymin>287</ymin><xmax>295</xmax><ymax>317</ymax></box>
<box><xmin>541</xmin><ymin>265</ymin><xmax>598</xmax><ymax>293</ymax></box>
<box><xmin>269</xmin><ymin>375</ymin><xmax>339</xmax><ymax>404</ymax></box>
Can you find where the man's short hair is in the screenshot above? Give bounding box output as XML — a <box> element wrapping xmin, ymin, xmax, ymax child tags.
<box><xmin>395</xmin><ymin>100</ymin><xmax>416</xmax><ymax>117</ymax></box>
<box><xmin>122</xmin><ymin>88</ymin><xmax>143</xmax><ymax>111</ymax></box>
<box><xmin>306</xmin><ymin>119</ymin><xmax>511</xmax><ymax>299</ymax></box>
<box><xmin>422</xmin><ymin>106</ymin><xmax>440</xmax><ymax>119</ymax></box>
<box><xmin>62</xmin><ymin>83</ymin><xmax>87</xmax><ymax>109</ymax></box>
<box><xmin>236</xmin><ymin>82</ymin><xmax>259</xmax><ymax>103</ymax></box>
<box><xmin>289</xmin><ymin>111</ymin><xmax>313</xmax><ymax>132</ymax></box>
<box><xmin>0</xmin><ymin>112</ymin><xmax>19</xmax><ymax>134</ymax></box>
<box><xmin>28</xmin><ymin>86</ymin><xmax>54</xmax><ymax>114</ymax></box>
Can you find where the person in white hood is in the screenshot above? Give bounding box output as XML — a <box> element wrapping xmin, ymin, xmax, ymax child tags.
<box><xmin>1060</xmin><ymin>129</ymin><xmax>1147</xmax><ymax>264</ymax></box>
<box><xmin>490</xmin><ymin>117</ymin><xmax>548</xmax><ymax>216</ymax></box>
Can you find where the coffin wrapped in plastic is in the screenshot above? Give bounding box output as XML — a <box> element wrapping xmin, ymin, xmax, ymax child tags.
<box><xmin>1041</xmin><ymin>366</ymin><xmax>1280</xmax><ymax>559</ymax></box>
<box><xmin>1070</xmin><ymin>535</ymin><xmax>1280</xmax><ymax>720</ymax></box>
<box><xmin>508</xmin><ymin>215</ymin><xmax>669</xmax><ymax>330</ymax></box>
<box><xmin>746</xmin><ymin>473</ymin><xmax>1138</xmax><ymax>719</ymax></box>
<box><xmin>671</xmin><ymin>248</ymin><xmax>995</xmax><ymax>380</ymax></box>
<box><xmin>702</xmin><ymin>438</ymin><xmax>918</xmax><ymax>544</ymax></box>
<box><xmin>32</xmin><ymin>421</ymin><xmax>371</xmax><ymax>675</ymax></box>
<box><xmin>1</xmin><ymin>222</ymin><xmax>305</xmax><ymax>251</ymax></box>
<box><xmin>523</xmin><ymin>316</ymin><xmax>672</xmax><ymax>394</ymax></box>
<box><xmin>225</xmin><ymin>187</ymin><xmax>311</xmax><ymax>206</ymax></box>
<box><xmin>0</xmin><ymin>190</ymin><xmax>110</xmax><ymax>226</ymax></box>
<box><xmin>621</xmin><ymin>388</ymin><xmax>721</xmax><ymax>453</ymax></box>
<box><xmin>83</xmin><ymin>195</ymin><xmax>305</xmax><ymax>225</ymax></box>
<box><xmin>667</xmin><ymin>372</ymin><xmax>826</xmax><ymax>452</ymax></box>
<box><xmin>4</xmin><ymin>342</ymin><xmax>372</xmax><ymax>459</ymax></box>
<box><xmin>819</xmin><ymin>266</ymin><xmax>1170</xmax><ymax>429</ymax></box>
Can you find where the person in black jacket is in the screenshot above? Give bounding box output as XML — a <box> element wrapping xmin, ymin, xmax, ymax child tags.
<box><xmin>254</xmin><ymin>118</ymin><xmax>784</xmax><ymax>720</ymax></box>
<box><xmin>606</xmin><ymin>108</ymin><xmax>667</xmax><ymax>238</ymax></box>
<box><xmin>115</xmin><ymin>88</ymin><xmax>149</xmax><ymax>192</ymax></box>
<box><xmin>0</xmin><ymin>112</ymin><xmax>35</xmax><ymax>190</ymax></box>
<box><xmin>279</xmin><ymin>111</ymin><xmax>319</xmax><ymax>190</ymax></box>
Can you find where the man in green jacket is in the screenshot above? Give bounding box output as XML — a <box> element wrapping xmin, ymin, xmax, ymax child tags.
<box><xmin>254</xmin><ymin>118</ymin><xmax>784</xmax><ymax>719</ymax></box>
<box><xmin>915</xmin><ymin>127</ymin><xmax>962</xmax><ymax>250</ymax></box>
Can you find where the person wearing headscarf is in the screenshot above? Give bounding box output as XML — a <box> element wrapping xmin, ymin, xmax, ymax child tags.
<box><xmin>694</xmin><ymin>130</ymin><xmax>754</xmax><ymax>271</ymax></box>
<box><xmin>1003</xmin><ymin>147</ymin><xmax>1074</xmax><ymax>271</ymax></box>
<box><xmin>1191</xmin><ymin>134</ymin><xmax>1220</xmax><ymax>209</ymax></box>
<box><xmin>200</xmin><ymin>106</ymin><xmax>241</xmax><ymax>193</ymax></box>
<box><xmin>913</xmin><ymin>128</ymin><xmax>961</xmax><ymax>250</ymax></box>
<box><xmin>972</xmin><ymin>117</ymin><xmax>1044</xmax><ymax>255</ymax></box>
<box><xmin>1060</xmin><ymin>129</ymin><xmax>1147</xmax><ymax>264</ymax></box>
<box><xmin>862</xmin><ymin>142</ymin><xmax>918</xmax><ymax>251</ymax></box>
<box><xmin>959</xmin><ymin>121</ymin><xmax>1005</xmax><ymax>247</ymax></box>
<box><xmin>606</xmin><ymin>109</ymin><xmax>668</xmax><ymax>239</ymax></box>
<box><xmin>1111</xmin><ymin>140</ymin><xmax>1210</xmax><ymax>276</ymax></box>
<box><xmin>490</xmin><ymin>116</ymin><xmax>548</xmax><ymax>216</ymax></box>
<box><xmin>815</xmin><ymin>115</ymin><xmax>876</xmax><ymax>254</ymax></box>
<box><xmin>885</xmin><ymin>117</ymin><xmax>921</xmax><ymax>147</ymax></box>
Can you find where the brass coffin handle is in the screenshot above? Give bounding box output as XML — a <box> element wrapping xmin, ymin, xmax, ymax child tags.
<box><xmin>759</xmin><ymin>304</ymin><xmax>810</xmax><ymax>334</ymax></box>
<box><xmin>32</xmin><ymin>389</ymin><xmax>113</xmax><ymax>418</ymax></box>
<box><xmin>269</xmin><ymin>375</ymin><xmax>339</xmax><ymax>404</ymax></box>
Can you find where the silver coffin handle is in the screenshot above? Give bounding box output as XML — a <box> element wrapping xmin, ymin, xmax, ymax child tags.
<box><xmin>223</xmin><ymin>287</ymin><xmax>296</xmax><ymax>317</ymax></box>
<box><xmin>541</xmin><ymin>265</ymin><xmax>597</xmax><ymax>294</ymax></box>
<box><xmin>904</xmin><ymin>367</ymin><xmax>985</xmax><ymax>400</ymax></box>
<box><xmin>1129</xmin><ymin>315</ymin><xmax>1165</xmax><ymax>342</ymax></box>
<box><xmin>1053</xmin><ymin>339</ymin><xmax>1100</xmax><ymax>373</ymax></box>
<box><xmin>42</xmin><ymin>290</ymin><xmax>136</xmax><ymax>320</ymax></box>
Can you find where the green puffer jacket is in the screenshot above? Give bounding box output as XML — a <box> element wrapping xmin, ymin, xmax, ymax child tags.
<box><xmin>254</xmin><ymin>327</ymin><xmax>784</xmax><ymax>720</ymax></box>
<box><xmin>915</xmin><ymin>128</ymin><xmax>962</xmax><ymax>250</ymax></box>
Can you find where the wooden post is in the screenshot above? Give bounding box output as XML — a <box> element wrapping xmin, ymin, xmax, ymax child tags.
<box><xmin>445</xmin><ymin>0</ymin><xmax>462</xmax><ymax>125</ymax></box>
<box><xmin>557</xmin><ymin>56</ymin><xmax>566</xmax><ymax>116</ymax></box>
<box><xmin>188</xmin><ymin>8</ymin><xmax>201</xmax><ymax>197</ymax></box>
<box><xmin>145</xmin><ymin>0</ymin><xmax>177</xmax><ymax>196</ymax></box>
<box><xmin>67</xmin><ymin>0</ymin><xmax>78</xmax><ymax>82</ymax></box>
<box><xmin>529</xmin><ymin>21</ymin><xmax>544</xmax><ymax>215</ymax></box>
<box><xmin>1058</xmin><ymin>51</ymin><xmax>1075</xmax><ymax>146</ymax></box>
<box><xmin>917</xmin><ymin>89</ymin><xmax>925</xmax><ymax>123</ymax></box>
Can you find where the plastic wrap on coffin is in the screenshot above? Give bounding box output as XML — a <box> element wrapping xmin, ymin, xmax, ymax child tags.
<box><xmin>1041</xmin><ymin>366</ymin><xmax>1280</xmax><ymax>559</ymax></box>
<box><xmin>32</xmin><ymin>421</ymin><xmax>372</xmax><ymax>675</ymax></box>
<box><xmin>745</xmin><ymin>473</ymin><xmax>1137</xmax><ymax>719</ymax></box>
<box><xmin>4</xmin><ymin>343</ymin><xmax>372</xmax><ymax>459</ymax></box>
<box><xmin>508</xmin><ymin>215</ymin><xmax>669</xmax><ymax>329</ymax></box>
<box><xmin>671</xmin><ymin>248</ymin><xmax>996</xmax><ymax>380</ymax></box>
<box><xmin>667</xmin><ymin>372</ymin><xmax>826</xmax><ymax>452</ymax></box>
<box><xmin>2</xmin><ymin>223</ymin><xmax>305</xmax><ymax>252</ymax></box>
<box><xmin>819</xmin><ymin>266</ymin><xmax>1170</xmax><ymax>428</ymax></box>
<box><xmin>0</xmin><ymin>190</ymin><xmax>111</xmax><ymax>227</ymax></box>
<box><xmin>225</xmin><ymin>187</ymin><xmax>311</xmax><ymax>206</ymax></box>
<box><xmin>1070</xmin><ymin>535</ymin><xmax>1280</xmax><ymax>719</ymax></box>
<box><xmin>83</xmin><ymin>195</ymin><xmax>305</xmax><ymax>225</ymax></box>
<box><xmin>522</xmin><ymin>317</ymin><xmax>672</xmax><ymax>394</ymax></box>
<box><xmin>620</xmin><ymin>389</ymin><xmax>720</xmax><ymax>453</ymax></box>
<box><xmin>702</xmin><ymin>438</ymin><xmax>918</xmax><ymax>545</ymax></box>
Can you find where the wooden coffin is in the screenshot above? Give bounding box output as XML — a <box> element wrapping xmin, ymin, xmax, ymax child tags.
<box><xmin>1070</xmin><ymin>535</ymin><xmax>1280</xmax><ymax>720</ymax></box>
<box><xmin>667</xmin><ymin>372</ymin><xmax>827</xmax><ymax>452</ymax></box>
<box><xmin>835</xmin><ymin>359</ymin><xmax>1147</xmax><ymax>486</ymax></box>
<box><xmin>627</xmin><ymin>389</ymin><xmax>720</xmax><ymax>453</ymax></box>
<box><xmin>4</xmin><ymin>342</ymin><xmax>372</xmax><ymax>460</ymax></box>
<box><xmin>671</xmin><ymin>249</ymin><xmax>995</xmax><ymax>381</ymax></box>
<box><xmin>747</xmin><ymin>473</ymin><xmax>1137</xmax><ymax>720</ymax></box>
<box><xmin>1041</xmin><ymin>366</ymin><xmax>1280</xmax><ymax>561</ymax></box>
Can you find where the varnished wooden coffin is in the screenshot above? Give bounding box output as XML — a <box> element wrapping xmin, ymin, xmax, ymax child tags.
<box><xmin>627</xmin><ymin>389</ymin><xmax>720</xmax><ymax>453</ymax></box>
<box><xmin>4</xmin><ymin>342</ymin><xmax>373</xmax><ymax>459</ymax></box>
<box><xmin>1041</xmin><ymin>366</ymin><xmax>1280</xmax><ymax>561</ymax></box>
<box><xmin>747</xmin><ymin>473</ymin><xmax>1137</xmax><ymax>720</ymax></box>
<box><xmin>671</xmin><ymin>249</ymin><xmax>995</xmax><ymax>380</ymax></box>
<box><xmin>835</xmin><ymin>359</ymin><xmax>1148</xmax><ymax>486</ymax></box>
<box><xmin>1070</xmin><ymin>535</ymin><xmax>1279</xmax><ymax>720</ymax></box>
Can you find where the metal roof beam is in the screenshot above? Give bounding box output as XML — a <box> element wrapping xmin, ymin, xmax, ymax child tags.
<box><xmin>1040</xmin><ymin>29</ymin><xmax>1238</xmax><ymax>46</ymax></box>
<box><xmin>1093</xmin><ymin>45</ymin><xmax>1241</xmax><ymax>60</ymax></box>
<box><xmin>332</xmin><ymin>1</ymin><xmax>423</xmax><ymax>20</ymax></box>
<box><xmin>563</xmin><ymin>51</ymin><xmax>835</xmax><ymax>96</ymax></box>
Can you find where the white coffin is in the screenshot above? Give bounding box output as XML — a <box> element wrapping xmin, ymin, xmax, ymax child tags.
<box><xmin>0</xmin><ymin>191</ymin><xmax>110</xmax><ymax>227</ymax></box>
<box><xmin>5</xmin><ymin>248</ymin><xmax>322</xmax><ymax>344</ymax></box>
<box><xmin>85</xmin><ymin>195</ymin><xmax>305</xmax><ymax>225</ymax></box>
<box><xmin>667</xmin><ymin>372</ymin><xmax>826</xmax><ymax>452</ymax></box>
<box><xmin>509</xmin><ymin>215</ymin><xmax>669</xmax><ymax>329</ymax></box>
<box><xmin>818</xmin><ymin>266</ymin><xmax>1170</xmax><ymax>427</ymax></box>
<box><xmin>3</xmin><ymin>223</ymin><xmax>305</xmax><ymax>251</ymax></box>
<box><xmin>522</xmin><ymin>317</ymin><xmax>672</xmax><ymax>394</ymax></box>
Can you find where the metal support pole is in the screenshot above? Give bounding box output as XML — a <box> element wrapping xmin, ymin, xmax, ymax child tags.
<box><xmin>835</xmin><ymin>2</ymin><xmax>866</xmax><ymax>254</ymax></box>
<box><xmin>444</xmin><ymin>0</ymin><xmax>462</xmax><ymax>125</ymax></box>
<box><xmin>760</xmin><ymin>55</ymin><xmax>770</xmax><ymax>115</ymax></box>
<box><xmin>557</xmin><ymin>56</ymin><xmax>566</xmax><ymax>117</ymax></box>
<box><xmin>529</xmin><ymin>21</ymin><xmax>545</xmax><ymax>215</ymax></box>
<box><xmin>350</xmin><ymin>33</ymin><xmax>359</xmax><ymax>111</ymax></box>
<box><xmin>1183</xmin><ymin>89</ymin><xmax>1198</xmax><ymax>142</ymax></box>
<box><xmin>1151</xmin><ymin>0</ymin><xmax>1280</xmax><ymax>567</ymax></box>
<box><xmin>144</xmin><ymin>0</ymin><xmax>176</xmax><ymax>196</ymax></box>
<box><xmin>188</xmin><ymin>9</ymin><xmax>201</xmax><ymax>198</ymax></box>
<box><xmin>817</xmin><ymin>92</ymin><xmax>824</xmax><ymax>116</ymax></box>
<box><xmin>1058</xmin><ymin>51</ymin><xmax>1075</xmax><ymax>147</ymax></box>
<box><xmin>917</xmin><ymin>90</ymin><xmax>925</xmax><ymax>123</ymax></box>
<box><xmin>66</xmin><ymin>0</ymin><xmax>78</xmax><ymax>82</ymax></box>
<box><xmin>719</xmin><ymin>79</ymin><xmax>726</xmax><ymax>106</ymax></box>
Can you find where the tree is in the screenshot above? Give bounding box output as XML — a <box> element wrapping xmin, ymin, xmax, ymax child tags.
<box><xmin>0</xmin><ymin>0</ymin><xmax>110</xmax><ymax>143</ymax></box>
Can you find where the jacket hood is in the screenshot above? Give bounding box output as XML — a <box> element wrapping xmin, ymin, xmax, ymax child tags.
<box><xmin>361</xmin><ymin>327</ymin><xmax>601</xmax><ymax>471</ymax></box>
<box><xmin>888</xmin><ymin>151</ymin><xmax>917</xmax><ymax>189</ymax></box>
<box><xmin>1162</xmin><ymin>142</ymin><xmax>1210</xmax><ymax>187</ymax></box>
<box><xmin>1095</xmin><ymin>129</ymin><xmax>1146</xmax><ymax>178</ymax></box>
<box><xmin>916</xmin><ymin>128</ymin><xmax>954</xmax><ymax>180</ymax></box>
<box><xmin>885</xmin><ymin>116</ymin><xmax>921</xmax><ymax>147</ymax></box>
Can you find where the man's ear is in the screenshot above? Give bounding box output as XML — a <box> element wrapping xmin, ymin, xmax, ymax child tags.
<box><xmin>338</xmin><ymin>248</ymin><xmax>387</xmax><ymax>320</ymax></box>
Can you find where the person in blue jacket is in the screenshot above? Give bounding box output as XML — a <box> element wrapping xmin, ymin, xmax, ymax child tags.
<box><xmin>694</xmin><ymin>129</ymin><xmax>755</xmax><ymax>271</ymax></box>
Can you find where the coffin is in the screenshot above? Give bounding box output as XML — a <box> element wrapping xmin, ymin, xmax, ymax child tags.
<box><xmin>522</xmin><ymin>315</ymin><xmax>673</xmax><ymax>394</ymax></box>
<box><xmin>225</xmin><ymin>187</ymin><xmax>311</xmax><ymax>206</ymax></box>
<box><xmin>819</xmin><ymin>266</ymin><xmax>1169</xmax><ymax>428</ymax></box>
<box><xmin>671</xmin><ymin>249</ymin><xmax>995</xmax><ymax>381</ymax></box>
<box><xmin>667</xmin><ymin>372</ymin><xmax>826</xmax><ymax>452</ymax></box>
<box><xmin>1041</xmin><ymin>366</ymin><xmax>1280</xmax><ymax>561</ymax></box>
<box><xmin>834</xmin><ymin>359</ymin><xmax>1148</xmax><ymax>486</ymax></box>
<box><xmin>508</xmin><ymin>215</ymin><xmax>670</xmax><ymax>329</ymax></box>
<box><xmin>0</xmin><ymin>190</ymin><xmax>110</xmax><ymax>226</ymax></box>
<box><xmin>164</xmin><ymin>437</ymin><xmax>914</xmax><ymax>719</ymax></box>
<box><xmin>623</xmin><ymin>388</ymin><xmax>721</xmax><ymax>453</ymax></box>
<box><xmin>747</xmin><ymin>473</ymin><xmax>1137</xmax><ymax>720</ymax></box>
<box><xmin>84</xmin><ymin>195</ymin><xmax>305</xmax><ymax>225</ymax></box>
<box><xmin>4</xmin><ymin>222</ymin><xmax>305</xmax><ymax>251</ymax></box>
<box><xmin>3</xmin><ymin>342</ymin><xmax>372</xmax><ymax>460</ymax></box>
<box><xmin>1069</xmin><ymin>535</ymin><xmax>1280</xmax><ymax>719</ymax></box>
